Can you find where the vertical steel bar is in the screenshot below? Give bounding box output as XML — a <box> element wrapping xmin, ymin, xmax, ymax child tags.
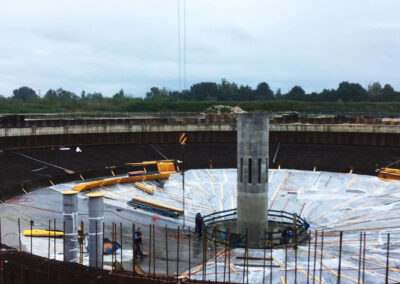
<box><xmin>246</xmin><ymin>228</ymin><xmax>249</xmax><ymax>284</ymax></box>
<box><xmin>319</xmin><ymin>231</ymin><xmax>324</xmax><ymax>282</ymax></box>
<box><xmin>357</xmin><ymin>232</ymin><xmax>362</xmax><ymax>284</ymax></box>
<box><xmin>337</xmin><ymin>231</ymin><xmax>343</xmax><ymax>284</ymax></box>
<box><xmin>385</xmin><ymin>233</ymin><xmax>390</xmax><ymax>284</ymax></box>
<box><xmin>312</xmin><ymin>230</ymin><xmax>318</xmax><ymax>284</ymax></box>
<box><xmin>149</xmin><ymin>224</ymin><xmax>152</xmax><ymax>276</ymax></box>
<box><xmin>242</xmin><ymin>229</ymin><xmax>247</xmax><ymax>284</ymax></box>
<box><xmin>111</xmin><ymin>222</ymin><xmax>114</xmax><ymax>272</ymax></box>
<box><xmin>0</xmin><ymin>217</ymin><xmax>2</xmax><ymax>247</ymax></box>
<box><xmin>214</xmin><ymin>227</ymin><xmax>217</xmax><ymax>283</ymax></box>
<box><xmin>120</xmin><ymin>223</ymin><xmax>123</xmax><ymax>272</ymax></box>
<box><xmin>95</xmin><ymin>220</ymin><xmax>98</xmax><ymax>269</ymax></box>
<box><xmin>54</xmin><ymin>219</ymin><xmax>56</xmax><ymax>260</ymax></box>
<box><xmin>48</xmin><ymin>220</ymin><xmax>51</xmax><ymax>259</ymax></box>
<box><xmin>203</xmin><ymin>226</ymin><xmax>208</xmax><ymax>281</ymax></box>
<box><xmin>102</xmin><ymin>221</ymin><xmax>104</xmax><ymax>269</ymax></box>
<box><xmin>63</xmin><ymin>220</ymin><xmax>65</xmax><ymax>262</ymax></box>
<box><xmin>269</xmin><ymin>231</ymin><xmax>272</xmax><ymax>284</ymax></box>
<box><xmin>224</xmin><ymin>231</ymin><xmax>227</xmax><ymax>283</ymax></box>
<box><xmin>165</xmin><ymin>224</ymin><xmax>168</xmax><ymax>277</ymax></box>
<box><xmin>153</xmin><ymin>224</ymin><xmax>156</xmax><ymax>278</ymax></box>
<box><xmin>294</xmin><ymin>214</ymin><xmax>298</xmax><ymax>284</ymax></box>
<box><xmin>307</xmin><ymin>231</ymin><xmax>311</xmax><ymax>284</ymax></box>
<box><xmin>188</xmin><ymin>226</ymin><xmax>191</xmax><ymax>281</ymax></box>
<box><xmin>132</xmin><ymin>223</ymin><xmax>136</xmax><ymax>276</ymax></box>
<box><xmin>30</xmin><ymin>220</ymin><xmax>33</xmax><ymax>255</ymax></box>
<box><xmin>284</xmin><ymin>243</ymin><xmax>287</xmax><ymax>284</ymax></box>
<box><xmin>176</xmin><ymin>226</ymin><xmax>180</xmax><ymax>278</ymax></box>
<box><xmin>362</xmin><ymin>232</ymin><xmax>366</xmax><ymax>283</ymax></box>
<box><xmin>228</xmin><ymin>229</ymin><xmax>231</xmax><ymax>284</ymax></box>
<box><xmin>79</xmin><ymin>220</ymin><xmax>83</xmax><ymax>264</ymax></box>
<box><xmin>263</xmin><ymin>230</ymin><xmax>266</xmax><ymax>284</ymax></box>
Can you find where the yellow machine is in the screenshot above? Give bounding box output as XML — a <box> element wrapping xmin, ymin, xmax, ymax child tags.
<box><xmin>377</xmin><ymin>168</ymin><xmax>400</xmax><ymax>181</ymax></box>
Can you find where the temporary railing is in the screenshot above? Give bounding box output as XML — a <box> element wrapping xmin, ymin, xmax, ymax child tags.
<box><xmin>202</xmin><ymin>209</ymin><xmax>310</xmax><ymax>248</ymax></box>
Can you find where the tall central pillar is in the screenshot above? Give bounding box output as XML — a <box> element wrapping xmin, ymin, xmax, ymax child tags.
<box><xmin>236</xmin><ymin>113</ymin><xmax>269</xmax><ymax>248</ymax></box>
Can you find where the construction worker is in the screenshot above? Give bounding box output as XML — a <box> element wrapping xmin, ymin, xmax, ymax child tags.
<box><xmin>134</xmin><ymin>227</ymin><xmax>144</xmax><ymax>259</ymax></box>
<box><xmin>195</xmin><ymin>213</ymin><xmax>203</xmax><ymax>237</ymax></box>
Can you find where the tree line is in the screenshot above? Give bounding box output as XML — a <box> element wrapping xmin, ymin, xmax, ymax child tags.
<box><xmin>0</xmin><ymin>79</ymin><xmax>399</xmax><ymax>113</ymax></box>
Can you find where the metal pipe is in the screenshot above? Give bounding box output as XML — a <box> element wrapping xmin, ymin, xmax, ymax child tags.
<box><xmin>87</xmin><ymin>192</ymin><xmax>104</xmax><ymax>268</ymax></box>
<box><xmin>62</xmin><ymin>191</ymin><xmax>78</xmax><ymax>263</ymax></box>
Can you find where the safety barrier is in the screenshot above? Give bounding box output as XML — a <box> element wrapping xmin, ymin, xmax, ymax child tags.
<box><xmin>203</xmin><ymin>209</ymin><xmax>309</xmax><ymax>248</ymax></box>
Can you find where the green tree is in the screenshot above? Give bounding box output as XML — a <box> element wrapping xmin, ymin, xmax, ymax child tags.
<box><xmin>190</xmin><ymin>82</ymin><xmax>218</xmax><ymax>101</ymax></box>
<box><xmin>336</xmin><ymin>82</ymin><xmax>367</xmax><ymax>102</ymax></box>
<box><xmin>284</xmin><ymin>86</ymin><xmax>306</xmax><ymax>100</ymax></box>
<box><xmin>254</xmin><ymin>82</ymin><xmax>274</xmax><ymax>100</ymax></box>
<box><xmin>12</xmin><ymin>86</ymin><xmax>38</xmax><ymax>101</ymax></box>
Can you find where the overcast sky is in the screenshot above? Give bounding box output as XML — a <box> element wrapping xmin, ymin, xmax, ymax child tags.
<box><xmin>0</xmin><ymin>0</ymin><xmax>399</xmax><ymax>97</ymax></box>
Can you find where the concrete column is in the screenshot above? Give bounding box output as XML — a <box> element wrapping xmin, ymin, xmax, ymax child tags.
<box><xmin>87</xmin><ymin>193</ymin><xmax>104</xmax><ymax>268</ymax></box>
<box><xmin>236</xmin><ymin>113</ymin><xmax>269</xmax><ymax>247</ymax></box>
<box><xmin>62</xmin><ymin>191</ymin><xmax>78</xmax><ymax>262</ymax></box>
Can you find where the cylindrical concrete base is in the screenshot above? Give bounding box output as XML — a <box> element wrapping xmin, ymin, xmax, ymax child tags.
<box><xmin>87</xmin><ymin>193</ymin><xmax>104</xmax><ymax>268</ymax></box>
<box><xmin>62</xmin><ymin>191</ymin><xmax>78</xmax><ymax>263</ymax></box>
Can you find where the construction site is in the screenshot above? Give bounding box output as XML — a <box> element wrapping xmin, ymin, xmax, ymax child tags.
<box><xmin>1</xmin><ymin>112</ymin><xmax>400</xmax><ymax>283</ymax></box>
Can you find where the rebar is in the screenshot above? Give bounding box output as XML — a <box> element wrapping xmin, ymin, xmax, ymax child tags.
<box><xmin>214</xmin><ymin>227</ymin><xmax>217</xmax><ymax>283</ymax></box>
<box><xmin>165</xmin><ymin>224</ymin><xmax>168</xmax><ymax>277</ymax></box>
<box><xmin>48</xmin><ymin>220</ymin><xmax>51</xmax><ymax>259</ymax></box>
<box><xmin>362</xmin><ymin>232</ymin><xmax>366</xmax><ymax>283</ymax></box>
<box><xmin>228</xmin><ymin>229</ymin><xmax>231</xmax><ymax>284</ymax></box>
<box><xmin>152</xmin><ymin>224</ymin><xmax>155</xmax><ymax>277</ymax></box>
<box><xmin>319</xmin><ymin>231</ymin><xmax>324</xmax><ymax>282</ymax></box>
<box><xmin>176</xmin><ymin>226</ymin><xmax>180</xmax><ymax>278</ymax></box>
<box><xmin>269</xmin><ymin>231</ymin><xmax>273</xmax><ymax>284</ymax></box>
<box><xmin>54</xmin><ymin>219</ymin><xmax>56</xmax><ymax>260</ymax></box>
<box><xmin>120</xmin><ymin>223</ymin><xmax>123</xmax><ymax>272</ymax></box>
<box><xmin>312</xmin><ymin>230</ymin><xmax>318</xmax><ymax>284</ymax></box>
<box><xmin>149</xmin><ymin>224</ymin><xmax>152</xmax><ymax>275</ymax></box>
<box><xmin>188</xmin><ymin>226</ymin><xmax>191</xmax><ymax>281</ymax></box>
<box><xmin>263</xmin><ymin>230</ymin><xmax>266</xmax><ymax>284</ymax></box>
<box><xmin>337</xmin><ymin>231</ymin><xmax>343</xmax><ymax>284</ymax></box>
<box><xmin>307</xmin><ymin>231</ymin><xmax>311</xmax><ymax>284</ymax></box>
<box><xmin>30</xmin><ymin>220</ymin><xmax>33</xmax><ymax>255</ymax></box>
<box><xmin>95</xmin><ymin>220</ymin><xmax>98</xmax><ymax>269</ymax></box>
<box><xmin>385</xmin><ymin>233</ymin><xmax>390</xmax><ymax>284</ymax></box>
<box><xmin>132</xmin><ymin>223</ymin><xmax>136</xmax><ymax>276</ymax></box>
<box><xmin>357</xmin><ymin>232</ymin><xmax>362</xmax><ymax>284</ymax></box>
